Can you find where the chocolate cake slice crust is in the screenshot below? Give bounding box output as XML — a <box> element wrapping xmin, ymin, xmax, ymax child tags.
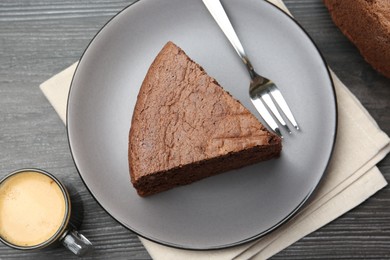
<box><xmin>129</xmin><ymin>41</ymin><xmax>282</xmax><ymax>197</ymax></box>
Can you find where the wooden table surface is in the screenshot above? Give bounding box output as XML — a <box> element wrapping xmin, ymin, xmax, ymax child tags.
<box><xmin>0</xmin><ymin>0</ymin><xmax>389</xmax><ymax>259</ymax></box>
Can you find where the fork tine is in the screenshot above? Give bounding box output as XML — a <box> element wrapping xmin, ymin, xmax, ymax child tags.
<box><xmin>250</xmin><ymin>98</ymin><xmax>282</xmax><ymax>137</ymax></box>
<box><xmin>269</xmin><ymin>85</ymin><xmax>300</xmax><ymax>130</ymax></box>
<box><xmin>261</xmin><ymin>92</ymin><xmax>291</xmax><ymax>134</ymax></box>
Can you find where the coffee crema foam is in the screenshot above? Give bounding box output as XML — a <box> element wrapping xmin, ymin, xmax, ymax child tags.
<box><xmin>0</xmin><ymin>171</ymin><xmax>67</xmax><ymax>247</ymax></box>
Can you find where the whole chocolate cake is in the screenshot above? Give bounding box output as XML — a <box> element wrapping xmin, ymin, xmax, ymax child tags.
<box><xmin>129</xmin><ymin>42</ymin><xmax>282</xmax><ymax>197</ymax></box>
<box><xmin>324</xmin><ymin>0</ymin><xmax>390</xmax><ymax>78</ymax></box>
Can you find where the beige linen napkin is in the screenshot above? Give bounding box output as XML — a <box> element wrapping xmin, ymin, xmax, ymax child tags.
<box><xmin>40</xmin><ymin>0</ymin><xmax>389</xmax><ymax>258</ymax></box>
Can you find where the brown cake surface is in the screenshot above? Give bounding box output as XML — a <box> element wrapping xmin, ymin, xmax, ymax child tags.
<box><xmin>129</xmin><ymin>41</ymin><xmax>282</xmax><ymax>197</ymax></box>
<box><xmin>323</xmin><ymin>0</ymin><xmax>390</xmax><ymax>78</ymax></box>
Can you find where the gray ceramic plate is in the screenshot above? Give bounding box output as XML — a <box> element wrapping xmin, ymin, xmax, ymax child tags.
<box><xmin>67</xmin><ymin>0</ymin><xmax>337</xmax><ymax>249</ymax></box>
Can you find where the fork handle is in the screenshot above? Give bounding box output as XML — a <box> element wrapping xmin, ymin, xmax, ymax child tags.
<box><xmin>202</xmin><ymin>0</ymin><xmax>256</xmax><ymax>79</ymax></box>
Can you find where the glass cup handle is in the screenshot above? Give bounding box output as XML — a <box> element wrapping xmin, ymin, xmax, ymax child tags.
<box><xmin>60</xmin><ymin>229</ymin><xmax>93</xmax><ymax>256</ymax></box>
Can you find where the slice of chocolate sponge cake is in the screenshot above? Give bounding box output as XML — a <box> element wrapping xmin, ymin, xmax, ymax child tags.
<box><xmin>129</xmin><ymin>41</ymin><xmax>282</xmax><ymax>197</ymax></box>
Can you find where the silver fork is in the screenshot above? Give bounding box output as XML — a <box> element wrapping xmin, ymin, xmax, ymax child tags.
<box><xmin>202</xmin><ymin>0</ymin><xmax>299</xmax><ymax>137</ymax></box>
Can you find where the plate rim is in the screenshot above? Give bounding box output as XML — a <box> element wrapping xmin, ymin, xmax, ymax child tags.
<box><xmin>66</xmin><ymin>0</ymin><xmax>338</xmax><ymax>250</ymax></box>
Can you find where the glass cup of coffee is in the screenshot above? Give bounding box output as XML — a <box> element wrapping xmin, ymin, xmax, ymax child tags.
<box><xmin>0</xmin><ymin>168</ymin><xmax>93</xmax><ymax>256</ymax></box>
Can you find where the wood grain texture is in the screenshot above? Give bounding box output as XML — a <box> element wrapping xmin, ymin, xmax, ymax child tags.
<box><xmin>0</xmin><ymin>0</ymin><xmax>389</xmax><ymax>259</ymax></box>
